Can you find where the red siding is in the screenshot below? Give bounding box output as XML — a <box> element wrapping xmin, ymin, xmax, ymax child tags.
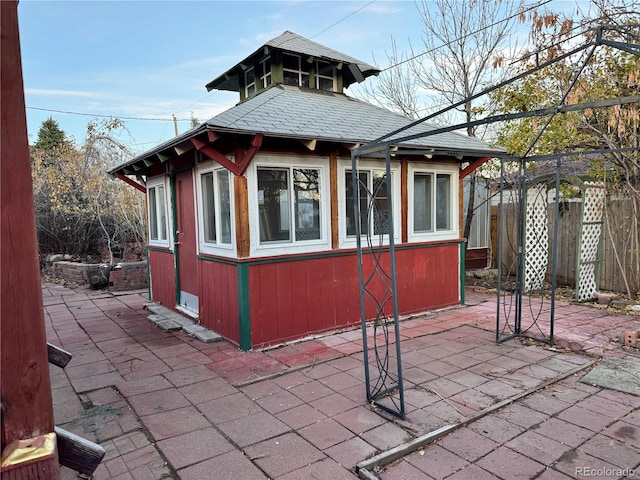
<box><xmin>248</xmin><ymin>243</ymin><xmax>460</xmax><ymax>348</ymax></box>
<box><xmin>148</xmin><ymin>249</ymin><xmax>176</xmax><ymax>307</ymax></box>
<box><xmin>198</xmin><ymin>260</ymin><xmax>240</xmax><ymax>343</ymax></box>
<box><xmin>395</xmin><ymin>244</ymin><xmax>460</xmax><ymax>313</ymax></box>
<box><xmin>249</xmin><ymin>257</ymin><xmax>349</xmax><ymax>346</ymax></box>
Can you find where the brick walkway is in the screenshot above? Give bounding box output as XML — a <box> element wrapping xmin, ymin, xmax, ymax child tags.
<box><xmin>43</xmin><ymin>283</ymin><xmax>640</xmax><ymax>479</ymax></box>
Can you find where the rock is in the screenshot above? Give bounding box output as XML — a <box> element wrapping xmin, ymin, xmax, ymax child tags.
<box><xmin>48</xmin><ymin>254</ymin><xmax>64</xmax><ymax>263</ymax></box>
<box><xmin>88</xmin><ymin>264</ymin><xmax>110</xmax><ymax>290</ymax></box>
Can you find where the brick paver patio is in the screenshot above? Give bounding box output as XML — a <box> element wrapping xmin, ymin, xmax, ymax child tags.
<box><xmin>43</xmin><ymin>283</ymin><xmax>640</xmax><ymax>479</ymax></box>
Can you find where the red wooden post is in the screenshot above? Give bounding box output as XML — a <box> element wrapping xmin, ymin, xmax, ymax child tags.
<box><xmin>1</xmin><ymin>1</ymin><xmax>60</xmax><ymax>477</ymax></box>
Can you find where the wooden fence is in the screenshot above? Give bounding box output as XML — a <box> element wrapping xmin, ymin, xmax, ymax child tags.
<box><xmin>491</xmin><ymin>196</ymin><xmax>640</xmax><ymax>296</ymax></box>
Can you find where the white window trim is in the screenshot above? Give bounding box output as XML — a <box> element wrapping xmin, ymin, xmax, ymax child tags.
<box><xmin>282</xmin><ymin>53</ymin><xmax>309</xmax><ymax>87</ymax></box>
<box><xmin>315</xmin><ymin>59</ymin><xmax>336</xmax><ymax>91</ymax></box>
<box><xmin>196</xmin><ymin>162</ymin><xmax>236</xmax><ymax>257</ymax></box>
<box><xmin>147</xmin><ymin>175</ymin><xmax>172</xmax><ymax>249</ymax></box>
<box><xmin>247</xmin><ymin>154</ymin><xmax>330</xmax><ymax>257</ymax></box>
<box><xmin>259</xmin><ymin>56</ymin><xmax>271</xmax><ymax>89</ymax></box>
<box><xmin>407</xmin><ymin>162</ymin><xmax>459</xmax><ymax>243</ymax></box>
<box><xmin>244</xmin><ymin>66</ymin><xmax>256</xmax><ymax>97</ymax></box>
<box><xmin>338</xmin><ymin>159</ymin><xmax>401</xmax><ymax>249</ymax></box>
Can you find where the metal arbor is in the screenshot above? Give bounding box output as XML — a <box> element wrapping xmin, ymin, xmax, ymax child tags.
<box><xmin>351</xmin><ymin>146</ymin><xmax>405</xmax><ymax>419</ymax></box>
<box><xmin>351</xmin><ymin>25</ymin><xmax>638</xmax><ymax>415</ymax></box>
<box><xmin>495</xmin><ymin>159</ymin><xmax>607</xmax><ymax>344</ymax></box>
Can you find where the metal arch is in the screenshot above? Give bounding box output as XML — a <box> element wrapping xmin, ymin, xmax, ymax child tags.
<box><xmin>348</xmin><ymin>25</ymin><xmax>638</xmax><ymax>410</ymax></box>
<box><xmin>353</xmin><ymin>145</ymin><xmax>405</xmax><ymax>419</ymax></box>
<box><xmin>496</xmin><ymin>156</ymin><xmax>563</xmax><ymax>344</ymax></box>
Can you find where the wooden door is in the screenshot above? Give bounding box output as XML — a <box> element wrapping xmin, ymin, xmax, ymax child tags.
<box><xmin>175</xmin><ymin>170</ymin><xmax>199</xmax><ymax>314</ymax></box>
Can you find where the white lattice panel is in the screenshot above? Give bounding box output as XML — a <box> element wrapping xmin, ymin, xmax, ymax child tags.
<box><xmin>580</xmin><ymin>224</ymin><xmax>601</xmax><ymax>263</ymax></box>
<box><xmin>582</xmin><ymin>182</ymin><xmax>605</xmax><ymax>223</ymax></box>
<box><xmin>576</xmin><ymin>182</ymin><xmax>605</xmax><ymax>302</ymax></box>
<box><xmin>524</xmin><ymin>184</ymin><xmax>549</xmax><ymax>293</ymax></box>
<box><xmin>577</xmin><ymin>263</ymin><xmax>598</xmax><ymax>302</ymax></box>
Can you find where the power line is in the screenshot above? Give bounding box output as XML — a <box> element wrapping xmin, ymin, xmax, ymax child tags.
<box><xmin>26</xmin><ymin>106</ymin><xmax>191</xmax><ymax>122</ymax></box>
<box><xmin>380</xmin><ymin>0</ymin><xmax>552</xmax><ymax>73</ymax></box>
<box><xmin>310</xmin><ymin>0</ymin><xmax>377</xmax><ymax>39</ymax></box>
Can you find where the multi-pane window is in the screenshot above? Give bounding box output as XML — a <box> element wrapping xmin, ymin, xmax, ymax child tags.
<box><xmin>345</xmin><ymin>169</ymin><xmax>391</xmax><ymax>236</ymax></box>
<box><xmin>282</xmin><ymin>53</ymin><xmax>309</xmax><ymax>87</ymax></box>
<box><xmin>257</xmin><ymin>167</ymin><xmax>321</xmax><ymax>244</ymax></box>
<box><xmin>245</xmin><ymin>67</ymin><xmax>256</xmax><ymax>97</ymax></box>
<box><xmin>245</xmin><ymin>58</ymin><xmax>272</xmax><ymax>98</ymax></box>
<box><xmin>413</xmin><ymin>172</ymin><xmax>452</xmax><ymax>232</ymax></box>
<box><xmin>316</xmin><ymin>60</ymin><xmax>335</xmax><ymax>91</ymax></box>
<box><xmin>148</xmin><ymin>182</ymin><xmax>168</xmax><ymax>244</ymax></box>
<box><xmin>200</xmin><ymin>169</ymin><xmax>232</xmax><ymax>245</ymax></box>
<box><xmin>259</xmin><ymin>57</ymin><xmax>272</xmax><ymax>89</ymax></box>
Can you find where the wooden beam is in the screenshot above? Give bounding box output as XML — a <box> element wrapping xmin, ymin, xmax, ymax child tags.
<box><xmin>234</xmin><ymin>176</ymin><xmax>250</xmax><ymax>258</ymax></box>
<box><xmin>47</xmin><ymin>343</ymin><xmax>72</xmax><ymax>368</ymax></box>
<box><xmin>330</xmin><ymin>152</ymin><xmax>339</xmax><ymax>249</ymax></box>
<box><xmin>115</xmin><ymin>173</ymin><xmax>146</xmax><ymax>193</ymax></box>
<box><xmin>207</xmin><ymin>131</ymin><xmax>221</xmax><ymax>143</ymax></box>
<box><xmin>191</xmin><ymin>138</ymin><xmax>239</xmax><ymax>173</ymax></box>
<box><xmin>55</xmin><ymin>427</ymin><xmax>105</xmax><ymax>477</ymax></box>
<box><xmin>459</xmin><ymin>156</ymin><xmax>490</xmax><ymax>179</ymax></box>
<box><xmin>193</xmin><ymin>134</ymin><xmax>262</xmax><ymax>176</ymax></box>
<box><xmin>401</xmin><ymin>158</ymin><xmax>408</xmax><ymax>243</ymax></box>
<box><xmin>235</xmin><ymin>133</ymin><xmax>263</xmax><ymax>175</ymax></box>
<box><xmin>157</xmin><ymin>152</ymin><xmax>171</xmax><ymax>162</ymax></box>
<box><xmin>1</xmin><ymin>0</ymin><xmax>56</xmax><ymax>452</ymax></box>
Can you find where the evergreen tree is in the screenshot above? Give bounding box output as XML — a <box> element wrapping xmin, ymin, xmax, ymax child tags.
<box><xmin>33</xmin><ymin>117</ymin><xmax>68</xmax><ymax>151</ymax></box>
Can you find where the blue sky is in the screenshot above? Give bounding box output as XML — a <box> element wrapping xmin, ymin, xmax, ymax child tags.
<box><xmin>18</xmin><ymin>0</ymin><xmax>579</xmax><ymax>157</ymax></box>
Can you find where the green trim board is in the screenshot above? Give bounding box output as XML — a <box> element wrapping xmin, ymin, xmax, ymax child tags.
<box><xmin>459</xmin><ymin>243</ymin><xmax>466</xmax><ymax>305</ymax></box>
<box><xmin>169</xmin><ymin>173</ymin><xmax>181</xmax><ymax>306</ymax></box>
<box><xmin>145</xmin><ymin>247</ymin><xmax>152</xmax><ymax>300</ymax></box>
<box><xmin>237</xmin><ymin>262</ymin><xmax>251</xmax><ymax>351</ymax></box>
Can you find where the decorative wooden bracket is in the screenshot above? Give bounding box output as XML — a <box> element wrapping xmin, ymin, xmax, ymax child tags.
<box><xmin>115</xmin><ymin>172</ymin><xmax>146</xmax><ymax>193</ymax></box>
<box><xmin>191</xmin><ymin>133</ymin><xmax>263</xmax><ymax>176</ymax></box>
<box><xmin>460</xmin><ymin>157</ymin><xmax>490</xmax><ymax>179</ymax></box>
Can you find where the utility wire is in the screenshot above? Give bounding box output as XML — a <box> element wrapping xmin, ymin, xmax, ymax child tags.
<box><xmin>26</xmin><ymin>106</ymin><xmax>191</xmax><ymax>122</ymax></box>
<box><xmin>379</xmin><ymin>0</ymin><xmax>552</xmax><ymax>72</ymax></box>
<box><xmin>310</xmin><ymin>0</ymin><xmax>377</xmax><ymax>39</ymax></box>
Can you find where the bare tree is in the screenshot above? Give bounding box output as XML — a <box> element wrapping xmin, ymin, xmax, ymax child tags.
<box><xmin>360</xmin><ymin>0</ymin><xmax>526</xmax><ymax>249</ymax></box>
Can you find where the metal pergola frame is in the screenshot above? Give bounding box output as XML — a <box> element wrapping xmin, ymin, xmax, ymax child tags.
<box><xmin>352</xmin><ymin>25</ymin><xmax>640</xmax><ymax>418</ymax></box>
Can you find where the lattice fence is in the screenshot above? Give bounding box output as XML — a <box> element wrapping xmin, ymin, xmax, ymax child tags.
<box><xmin>524</xmin><ymin>184</ymin><xmax>549</xmax><ymax>293</ymax></box>
<box><xmin>576</xmin><ymin>181</ymin><xmax>605</xmax><ymax>301</ymax></box>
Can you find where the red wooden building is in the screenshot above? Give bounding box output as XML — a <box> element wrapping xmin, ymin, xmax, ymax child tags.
<box><xmin>109</xmin><ymin>31</ymin><xmax>500</xmax><ymax>350</ymax></box>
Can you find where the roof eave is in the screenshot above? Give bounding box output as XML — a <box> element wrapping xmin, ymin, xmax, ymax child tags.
<box><xmin>108</xmin><ymin>124</ymin><xmax>209</xmax><ymax>176</ymax></box>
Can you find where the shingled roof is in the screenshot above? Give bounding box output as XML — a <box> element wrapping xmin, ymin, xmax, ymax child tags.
<box><xmin>109</xmin><ymin>84</ymin><xmax>503</xmax><ymax>176</ymax></box>
<box><xmin>206</xmin><ymin>30</ymin><xmax>380</xmax><ymax>92</ymax></box>
<box><xmin>207</xmin><ymin>84</ymin><xmax>501</xmax><ymax>153</ymax></box>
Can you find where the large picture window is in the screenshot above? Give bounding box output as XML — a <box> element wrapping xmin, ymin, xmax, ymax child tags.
<box><xmin>257</xmin><ymin>167</ymin><xmax>321</xmax><ymax>244</ymax></box>
<box><xmin>200</xmin><ymin>169</ymin><xmax>232</xmax><ymax>246</ymax></box>
<box><xmin>410</xmin><ymin>166</ymin><xmax>456</xmax><ymax>241</ymax></box>
<box><xmin>148</xmin><ymin>179</ymin><xmax>169</xmax><ymax>245</ymax></box>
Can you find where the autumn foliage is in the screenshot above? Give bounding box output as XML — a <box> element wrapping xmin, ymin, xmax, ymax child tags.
<box><xmin>31</xmin><ymin>118</ymin><xmax>145</xmax><ymax>264</ymax></box>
